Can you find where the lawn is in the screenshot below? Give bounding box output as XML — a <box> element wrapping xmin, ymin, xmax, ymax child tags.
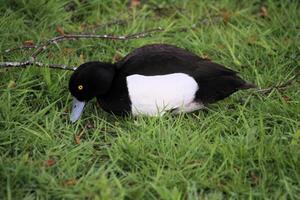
<box><xmin>0</xmin><ymin>0</ymin><xmax>299</xmax><ymax>199</ymax></box>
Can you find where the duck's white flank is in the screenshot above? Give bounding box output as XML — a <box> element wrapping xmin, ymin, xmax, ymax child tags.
<box><xmin>126</xmin><ymin>73</ymin><xmax>200</xmax><ymax>116</ymax></box>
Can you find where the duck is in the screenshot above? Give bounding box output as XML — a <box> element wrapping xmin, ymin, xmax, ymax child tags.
<box><xmin>68</xmin><ymin>44</ymin><xmax>255</xmax><ymax>122</ymax></box>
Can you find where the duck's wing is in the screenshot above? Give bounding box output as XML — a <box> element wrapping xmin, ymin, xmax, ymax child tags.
<box><xmin>117</xmin><ymin>44</ymin><xmax>255</xmax><ymax>104</ymax></box>
<box><xmin>117</xmin><ymin>43</ymin><xmax>237</xmax><ymax>79</ymax></box>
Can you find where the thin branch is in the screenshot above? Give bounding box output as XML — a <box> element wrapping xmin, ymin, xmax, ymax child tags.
<box><xmin>1</xmin><ymin>28</ymin><xmax>163</xmax><ymax>71</ymax></box>
<box><xmin>3</xmin><ymin>27</ymin><xmax>163</xmax><ymax>57</ymax></box>
<box><xmin>0</xmin><ymin>61</ymin><xmax>76</xmax><ymax>71</ymax></box>
<box><xmin>255</xmin><ymin>71</ymin><xmax>300</xmax><ymax>95</ymax></box>
<box><xmin>4</xmin><ymin>45</ymin><xmax>39</xmax><ymax>54</ymax></box>
<box><xmin>34</xmin><ymin>62</ymin><xmax>77</xmax><ymax>71</ymax></box>
<box><xmin>3</xmin><ymin>17</ymin><xmax>130</xmax><ymax>54</ymax></box>
<box><xmin>29</xmin><ymin>27</ymin><xmax>163</xmax><ymax>60</ymax></box>
<box><xmin>0</xmin><ymin>61</ymin><xmax>31</xmax><ymax>68</ymax></box>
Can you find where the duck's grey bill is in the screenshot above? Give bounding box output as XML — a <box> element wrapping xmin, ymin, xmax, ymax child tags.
<box><xmin>70</xmin><ymin>98</ymin><xmax>85</xmax><ymax>123</ymax></box>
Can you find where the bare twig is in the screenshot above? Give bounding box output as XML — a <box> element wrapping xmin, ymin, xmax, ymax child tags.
<box><xmin>255</xmin><ymin>71</ymin><xmax>300</xmax><ymax>95</ymax></box>
<box><xmin>34</xmin><ymin>62</ymin><xmax>77</xmax><ymax>71</ymax></box>
<box><xmin>4</xmin><ymin>45</ymin><xmax>39</xmax><ymax>54</ymax></box>
<box><xmin>0</xmin><ymin>61</ymin><xmax>31</xmax><ymax>68</ymax></box>
<box><xmin>3</xmin><ymin>17</ymin><xmax>130</xmax><ymax>54</ymax></box>
<box><xmin>1</xmin><ymin>28</ymin><xmax>163</xmax><ymax>70</ymax></box>
<box><xmin>29</xmin><ymin>27</ymin><xmax>163</xmax><ymax>60</ymax></box>
<box><xmin>0</xmin><ymin>61</ymin><xmax>76</xmax><ymax>71</ymax></box>
<box><xmin>3</xmin><ymin>28</ymin><xmax>163</xmax><ymax>57</ymax></box>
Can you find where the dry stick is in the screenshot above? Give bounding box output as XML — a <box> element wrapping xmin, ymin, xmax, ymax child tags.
<box><xmin>255</xmin><ymin>71</ymin><xmax>300</xmax><ymax>95</ymax></box>
<box><xmin>2</xmin><ymin>15</ymin><xmax>155</xmax><ymax>55</ymax></box>
<box><xmin>0</xmin><ymin>61</ymin><xmax>76</xmax><ymax>71</ymax></box>
<box><xmin>0</xmin><ymin>28</ymin><xmax>163</xmax><ymax>71</ymax></box>
<box><xmin>3</xmin><ymin>17</ymin><xmax>130</xmax><ymax>54</ymax></box>
<box><xmin>34</xmin><ymin>62</ymin><xmax>76</xmax><ymax>71</ymax></box>
<box><xmin>29</xmin><ymin>27</ymin><xmax>163</xmax><ymax>60</ymax></box>
<box><xmin>4</xmin><ymin>45</ymin><xmax>39</xmax><ymax>54</ymax></box>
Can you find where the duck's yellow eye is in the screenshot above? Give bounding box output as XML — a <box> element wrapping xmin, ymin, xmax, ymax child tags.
<box><xmin>78</xmin><ymin>85</ymin><xmax>83</xmax><ymax>90</ymax></box>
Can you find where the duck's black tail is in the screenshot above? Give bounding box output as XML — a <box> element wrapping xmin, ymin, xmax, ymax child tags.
<box><xmin>196</xmin><ymin>75</ymin><xmax>256</xmax><ymax>104</ymax></box>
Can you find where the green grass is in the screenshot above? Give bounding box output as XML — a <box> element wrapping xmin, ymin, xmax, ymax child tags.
<box><xmin>0</xmin><ymin>0</ymin><xmax>300</xmax><ymax>199</ymax></box>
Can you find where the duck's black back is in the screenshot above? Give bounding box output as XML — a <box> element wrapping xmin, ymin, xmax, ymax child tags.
<box><xmin>115</xmin><ymin>44</ymin><xmax>251</xmax><ymax>104</ymax></box>
<box><xmin>117</xmin><ymin>44</ymin><xmax>236</xmax><ymax>77</ymax></box>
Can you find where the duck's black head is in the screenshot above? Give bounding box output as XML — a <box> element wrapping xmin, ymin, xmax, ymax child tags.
<box><xmin>68</xmin><ymin>61</ymin><xmax>115</xmax><ymax>122</ymax></box>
